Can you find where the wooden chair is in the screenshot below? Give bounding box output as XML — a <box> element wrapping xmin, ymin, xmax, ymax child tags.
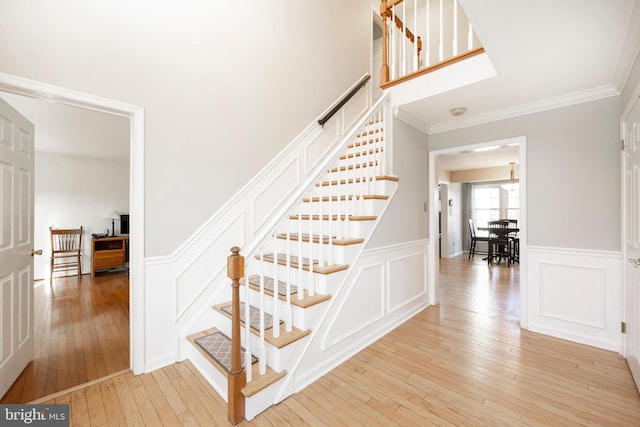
<box><xmin>468</xmin><ymin>219</ymin><xmax>489</xmax><ymax>259</ymax></box>
<box><xmin>487</xmin><ymin>220</ymin><xmax>511</xmax><ymax>266</ymax></box>
<box><xmin>50</xmin><ymin>226</ymin><xmax>83</xmax><ymax>285</ymax></box>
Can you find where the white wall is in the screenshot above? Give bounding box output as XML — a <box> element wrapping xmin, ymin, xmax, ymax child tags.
<box><xmin>0</xmin><ymin>0</ymin><xmax>372</xmax><ymax>257</ymax></box>
<box><xmin>35</xmin><ymin>152</ymin><xmax>129</xmax><ymax>280</ymax></box>
<box><xmin>429</xmin><ymin>96</ymin><xmax>621</xmax><ymax>252</ymax></box>
<box><xmin>367</xmin><ymin>118</ymin><xmax>428</xmax><ymax>248</ymax></box>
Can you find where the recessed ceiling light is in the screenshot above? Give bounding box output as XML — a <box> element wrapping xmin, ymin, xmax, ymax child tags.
<box><xmin>450</xmin><ymin>107</ymin><xmax>466</xmax><ymax>116</ymax></box>
<box><xmin>473</xmin><ymin>145</ymin><xmax>500</xmax><ymax>152</ymax></box>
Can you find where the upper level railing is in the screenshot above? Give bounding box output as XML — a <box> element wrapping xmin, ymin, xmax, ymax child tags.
<box><xmin>380</xmin><ymin>0</ymin><xmax>484</xmax><ymax>88</ymax></box>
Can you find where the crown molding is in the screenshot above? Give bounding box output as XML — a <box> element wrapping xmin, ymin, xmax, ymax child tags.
<box><xmin>428</xmin><ymin>85</ymin><xmax>620</xmax><ymax>135</ymax></box>
<box><xmin>393</xmin><ymin>107</ymin><xmax>430</xmax><ymax>134</ymax></box>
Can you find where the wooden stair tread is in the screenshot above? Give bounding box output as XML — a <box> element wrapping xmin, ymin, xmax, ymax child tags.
<box><xmin>303</xmin><ymin>194</ymin><xmax>389</xmax><ymax>203</ymax></box>
<box><xmin>329</xmin><ymin>162</ymin><xmax>377</xmax><ymax>173</ymax></box>
<box><xmin>243</xmin><ymin>365</ymin><xmax>287</xmax><ymax>398</ymax></box>
<box><xmin>187</xmin><ymin>328</ymin><xmax>286</xmax><ymax>398</ymax></box>
<box><xmin>244</xmin><ymin>275</ymin><xmax>331</xmax><ymax>308</ymax></box>
<box><xmin>288</xmin><ymin>214</ymin><xmax>377</xmax><ymax>221</ymax></box>
<box><xmin>257</xmin><ymin>253</ymin><xmax>349</xmax><ymax>275</ymax></box>
<box><xmin>214</xmin><ymin>302</ymin><xmax>311</xmax><ymax>349</ymax></box>
<box><xmin>316</xmin><ymin>175</ymin><xmax>399</xmax><ymax>187</ymax></box>
<box><xmin>339</xmin><ymin>148</ymin><xmax>383</xmax><ymax>160</ymax></box>
<box><xmin>275</xmin><ymin>232</ymin><xmax>364</xmax><ymax>246</ymax></box>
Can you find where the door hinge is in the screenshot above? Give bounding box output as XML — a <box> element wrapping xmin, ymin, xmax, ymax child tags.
<box><xmin>621</xmin><ymin>139</ymin><xmax>626</xmax><ymax>151</ymax></box>
<box><xmin>622</xmin><ymin>321</ymin><xmax>627</xmax><ymax>334</ymax></box>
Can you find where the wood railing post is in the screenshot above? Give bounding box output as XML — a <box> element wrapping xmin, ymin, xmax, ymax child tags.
<box><xmin>227</xmin><ymin>246</ymin><xmax>246</xmax><ymax>425</ymax></box>
<box><xmin>380</xmin><ymin>0</ymin><xmax>390</xmax><ymax>86</ymax></box>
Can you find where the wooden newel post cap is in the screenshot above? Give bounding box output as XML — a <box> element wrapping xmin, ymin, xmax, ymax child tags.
<box><xmin>227</xmin><ymin>246</ymin><xmax>244</xmax><ymax>280</ymax></box>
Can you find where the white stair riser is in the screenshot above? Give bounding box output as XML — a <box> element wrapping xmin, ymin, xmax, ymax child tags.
<box><xmin>242</xmin><ymin>287</ymin><xmax>321</xmax><ymax>330</ymax></box>
<box><xmin>296</xmin><ymin>199</ymin><xmax>387</xmax><ymax>216</ymax></box>
<box><xmin>245</xmin><ymin>261</ymin><xmax>347</xmax><ymax>296</ymax></box>
<box><xmin>272</xmin><ymin>239</ymin><xmax>360</xmax><ymax>265</ymax></box>
<box><xmin>286</xmin><ymin>218</ymin><xmax>374</xmax><ymax>237</ymax></box>
<box><xmin>312</xmin><ymin>178</ymin><xmax>395</xmax><ymax>198</ymax></box>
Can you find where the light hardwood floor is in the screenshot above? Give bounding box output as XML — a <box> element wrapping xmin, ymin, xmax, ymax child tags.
<box><xmin>13</xmin><ymin>256</ymin><xmax>640</xmax><ymax>425</ymax></box>
<box><xmin>1</xmin><ymin>271</ymin><xmax>130</xmax><ymax>404</ymax></box>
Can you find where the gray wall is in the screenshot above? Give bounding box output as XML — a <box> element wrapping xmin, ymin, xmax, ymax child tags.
<box><xmin>367</xmin><ymin>119</ymin><xmax>429</xmax><ymax>248</ymax></box>
<box><xmin>0</xmin><ymin>0</ymin><xmax>372</xmax><ymax>256</ymax></box>
<box><xmin>429</xmin><ymin>96</ymin><xmax>621</xmax><ymax>252</ymax></box>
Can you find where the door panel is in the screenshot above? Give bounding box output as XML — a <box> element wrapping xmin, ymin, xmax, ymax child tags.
<box><xmin>0</xmin><ymin>97</ymin><xmax>35</xmax><ymax>399</ymax></box>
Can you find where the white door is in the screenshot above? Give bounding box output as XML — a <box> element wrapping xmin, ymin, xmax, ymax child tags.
<box><xmin>623</xmin><ymin>95</ymin><xmax>640</xmax><ymax>390</ymax></box>
<box><xmin>0</xmin><ymin>97</ymin><xmax>35</xmax><ymax>398</ymax></box>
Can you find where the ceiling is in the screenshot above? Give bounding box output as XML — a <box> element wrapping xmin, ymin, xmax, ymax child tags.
<box><xmin>400</xmin><ymin>0</ymin><xmax>639</xmax><ymax>132</ymax></box>
<box><xmin>396</xmin><ymin>0</ymin><xmax>640</xmax><ymax>171</ymax></box>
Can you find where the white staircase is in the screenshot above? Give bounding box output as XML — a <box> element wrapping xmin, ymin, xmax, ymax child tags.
<box><xmin>184</xmin><ymin>111</ymin><xmax>399</xmax><ymax>420</ymax></box>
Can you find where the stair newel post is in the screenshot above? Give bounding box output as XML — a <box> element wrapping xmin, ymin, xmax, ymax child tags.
<box><xmin>380</xmin><ymin>0</ymin><xmax>390</xmax><ymax>86</ymax></box>
<box><xmin>272</xmin><ymin>237</ymin><xmax>280</xmax><ymax>339</ymax></box>
<box><xmin>227</xmin><ymin>246</ymin><xmax>246</xmax><ymax>425</ymax></box>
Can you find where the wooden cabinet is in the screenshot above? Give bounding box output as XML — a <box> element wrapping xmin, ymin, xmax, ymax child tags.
<box><xmin>91</xmin><ymin>236</ymin><xmax>129</xmax><ymax>277</ymax></box>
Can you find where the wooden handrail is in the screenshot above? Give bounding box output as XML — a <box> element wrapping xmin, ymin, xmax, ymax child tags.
<box><xmin>227</xmin><ymin>246</ymin><xmax>245</xmax><ymax>425</ymax></box>
<box><xmin>317</xmin><ymin>74</ymin><xmax>371</xmax><ymax>127</ymax></box>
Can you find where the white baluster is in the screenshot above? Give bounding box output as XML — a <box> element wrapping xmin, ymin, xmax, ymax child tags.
<box><xmin>439</xmin><ymin>0</ymin><xmax>444</xmax><ymax>61</ymax></box>
<box><xmin>285</xmin><ymin>221</ymin><xmax>292</xmax><ymax>332</ymax></box>
<box><xmin>244</xmin><ymin>258</ymin><xmax>252</xmax><ymax>383</ymax></box>
<box><xmin>317</xmin><ymin>181</ymin><xmax>324</xmax><ymax>269</ymax></box>
<box><xmin>297</xmin><ymin>209</ymin><xmax>304</xmax><ymax>301</ymax></box>
<box><xmin>414</xmin><ymin>0</ymin><xmax>418</xmax><ymax>71</ymax></box>
<box><xmin>259</xmin><ymin>251</ymin><xmax>266</xmax><ymax>375</ymax></box>
<box><xmin>453</xmin><ymin>0</ymin><xmax>458</xmax><ymax>56</ymax></box>
<box><xmin>272</xmin><ymin>237</ymin><xmax>279</xmax><ymax>339</ymax></box>
<box><xmin>327</xmin><ymin>170</ymin><xmax>334</xmax><ymax>265</ymax></box>
<box><xmin>308</xmin><ymin>189</ymin><xmax>315</xmax><ymax>297</ymax></box>
<box><xmin>402</xmin><ymin>0</ymin><xmax>406</xmax><ymax>76</ymax></box>
<box><xmin>426</xmin><ymin>0</ymin><xmax>431</xmax><ymax>67</ymax></box>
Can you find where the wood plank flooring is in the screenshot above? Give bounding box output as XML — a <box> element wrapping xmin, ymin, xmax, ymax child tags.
<box><xmin>1</xmin><ymin>272</ymin><xmax>130</xmax><ymax>403</ymax></box>
<box><xmin>16</xmin><ymin>256</ymin><xmax>640</xmax><ymax>425</ymax></box>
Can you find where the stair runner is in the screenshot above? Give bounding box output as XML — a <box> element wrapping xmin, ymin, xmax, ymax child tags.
<box><xmin>220</xmin><ymin>302</ymin><xmax>283</xmax><ymax>331</ymax></box>
<box><xmin>246</xmin><ymin>275</ymin><xmax>298</xmax><ymax>296</ymax></box>
<box><xmin>193</xmin><ymin>331</ymin><xmax>257</xmax><ymax>372</ymax></box>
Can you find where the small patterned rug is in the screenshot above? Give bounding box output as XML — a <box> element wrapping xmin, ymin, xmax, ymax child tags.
<box><xmin>194</xmin><ymin>331</ymin><xmax>257</xmax><ymax>373</ymax></box>
<box><xmin>247</xmin><ymin>275</ymin><xmax>298</xmax><ymax>296</ymax></box>
<box><xmin>263</xmin><ymin>253</ymin><xmax>318</xmax><ymax>267</ymax></box>
<box><xmin>220</xmin><ymin>302</ymin><xmax>283</xmax><ymax>332</ymax></box>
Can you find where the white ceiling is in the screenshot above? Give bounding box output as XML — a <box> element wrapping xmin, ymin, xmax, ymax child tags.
<box><xmin>0</xmin><ymin>91</ymin><xmax>130</xmax><ymax>161</ymax></box>
<box><xmin>398</xmin><ymin>0</ymin><xmax>639</xmax><ymax>171</ymax></box>
<box><xmin>401</xmin><ymin>0</ymin><xmax>639</xmax><ymax>132</ymax></box>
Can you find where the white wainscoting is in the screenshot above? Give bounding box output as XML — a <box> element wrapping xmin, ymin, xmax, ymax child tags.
<box><xmin>141</xmin><ymin>83</ymin><xmax>373</xmax><ymax>372</ymax></box>
<box><xmin>291</xmin><ymin>239</ymin><xmax>429</xmax><ymax>392</ymax></box>
<box><xmin>527</xmin><ymin>246</ymin><xmax>622</xmax><ymax>352</ymax></box>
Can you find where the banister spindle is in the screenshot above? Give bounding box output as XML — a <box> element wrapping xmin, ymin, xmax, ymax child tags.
<box><xmin>227</xmin><ymin>246</ymin><xmax>245</xmax><ymax>425</ymax></box>
<box><xmin>272</xmin><ymin>238</ymin><xmax>280</xmax><ymax>338</ymax></box>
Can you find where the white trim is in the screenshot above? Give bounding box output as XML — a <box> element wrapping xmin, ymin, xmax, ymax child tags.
<box><xmin>429</xmin><ymin>85</ymin><xmax>619</xmax><ymax>135</ymax></box>
<box><xmin>0</xmin><ymin>71</ymin><xmax>146</xmax><ymax>374</ymax></box>
<box><xmin>428</xmin><ymin>136</ymin><xmax>527</xmax><ymax>326</ymax></box>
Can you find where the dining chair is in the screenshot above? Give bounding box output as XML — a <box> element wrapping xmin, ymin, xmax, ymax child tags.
<box><xmin>50</xmin><ymin>226</ymin><xmax>83</xmax><ymax>286</ymax></box>
<box><xmin>487</xmin><ymin>220</ymin><xmax>511</xmax><ymax>266</ymax></box>
<box><xmin>468</xmin><ymin>219</ymin><xmax>489</xmax><ymax>259</ymax></box>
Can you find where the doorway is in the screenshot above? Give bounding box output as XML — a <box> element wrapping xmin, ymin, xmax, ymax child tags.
<box><xmin>0</xmin><ymin>73</ymin><xmax>145</xmax><ymax>385</ymax></box>
<box><xmin>427</xmin><ymin>136</ymin><xmax>528</xmax><ymax>328</ymax></box>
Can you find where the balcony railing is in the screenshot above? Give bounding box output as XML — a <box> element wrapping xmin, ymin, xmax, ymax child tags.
<box><xmin>380</xmin><ymin>0</ymin><xmax>484</xmax><ymax>88</ymax></box>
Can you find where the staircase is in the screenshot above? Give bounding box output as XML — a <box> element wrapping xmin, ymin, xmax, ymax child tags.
<box><xmin>184</xmin><ymin>102</ymin><xmax>399</xmax><ymax>420</ymax></box>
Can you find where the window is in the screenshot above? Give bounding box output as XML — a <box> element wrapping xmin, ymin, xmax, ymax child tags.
<box><xmin>472</xmin><ymin>183</ymin><xmax>519</xmax><ymax>228</ymax></box>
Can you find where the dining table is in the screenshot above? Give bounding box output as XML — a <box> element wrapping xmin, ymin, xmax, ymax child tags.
<box><xmin>477</xmin><ymin>226</ymin><xmax>520</xmax><ymax>264</ymax></box>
